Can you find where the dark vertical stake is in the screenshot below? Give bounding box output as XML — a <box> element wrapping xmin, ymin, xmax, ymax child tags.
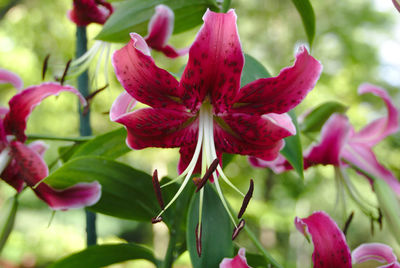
<box><xmin>76</xmin><ymin>25</ymin><xmax>97</xmax><ymax>246</ymax></box>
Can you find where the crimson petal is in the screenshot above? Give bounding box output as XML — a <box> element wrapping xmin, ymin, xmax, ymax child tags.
<box><xmin>232</xmin><ymin>46</ymin><xmax>322</xmax><ymax>115</ymax></box>
<box><xmin>219</xmin><ymin>248</ymin><xmax>251</xmax><ymax>268</ymax></box>
<box><xmin>3</xmin><ymin>83</ymin><xmax>86</xmax><ymax>142</ymax></box>
<box><xmin>10</xmin><ymin>141</ymin><xmax>101</xmax><ymax>210</ymax></box>
<box><xmin>68</xmin><ymin>0</ymin><xmax>113</xmax><ymax>26</ymax></box>
<box><xmin>114</xmin><ymin>107</ymin><xmax>198</xmax><ymax>150</ymax></box>
<box><xmin>295</xmin><ymin>211</ymin><xmax>352</xmax><ymax>268</ymax></box>
<box><xmin>179</xmin><ymin>9</ymin><xmax>244</xmax><ymax>113</ymax></box>
<box><xmin>112</xmin><ymin>34</ymin><xmax>185</xmax><ymax>110</ymax></box>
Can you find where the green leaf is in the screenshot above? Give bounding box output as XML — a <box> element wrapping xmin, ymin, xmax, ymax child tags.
<box><xmin>300</xmin><ymin>101</ymin><xmax>347</xmax><ymax>133</ymax></box>
<box><xmin>72</xmin><ymin>128</ymin><xmax>130</xmax><ymax>159</ymax></box>
<box><xmin>97</xmin><ymin>0</ymin><xmax>219</xmax><ymax>43</ymax></box>
<box><xmin>187</xmin><ymin>184</ymin><xmax>233</xmax><ymax>268</ymax></box>
<box><xmin>47</xmin><ymin>243</ymin><xmax>159</xmax><ymax>268</ymax></box>
<box><xmin>291</xmin><ymin>0</ymin><xmax>316</xmax><ymax>47</ymax></box>
<box><xmin>281</xmin><ymin>110</ymin><xmax>304</xmax><ymax>179</ymax></box>
<box><xmin>241</xmin><ymin>53</ymin><xmax>271</xmax><ymax>87</ymax></box>
<box><xmin>45</xmin><ymin>156</ymin><xmax>174</xmax><ymax>223</ymax></box>
<box><xmin>0</xmin><ymin>195</ymin><xmax>18</xmax><ymax>254</ymax></box>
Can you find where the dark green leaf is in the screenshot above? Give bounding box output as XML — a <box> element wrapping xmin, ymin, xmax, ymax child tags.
<box><xmin>241</xmin><ymin>53</ymin><xmax>271</xmax><ymax>87</ymax></box>
<box><xmin>0</xmin><ymin>195</ymin><xmax>18</xmax><ymax>254</ymax></box>
<box><xmin>47</xmin><ymin>243</ymin><xmax>159</xmax><ymax>268</ymax></box>
<box><xmin>291</xmin><ymin>0</ymin><xmax>316</xmax><ymax>47</ymax></box>
<box><xmin>281</xmin><ymin>110</ymin><xmax>304</xmax><ymax>179</ymax></box>
<box><xmin>242</xmin><ymin>250</ymin><xmax>269</xmax><ymax>268</ymax></box>
<box><xmin>97</xmin><ymin>0</ymin><xmax>219</xmax><ymax>43</ymax></box>
<box><xmin>300</xmin><ymin>101</ymin><xmax>347</xmax><ymax>132</ymax></box>
<box><xmin>45</xmin><ymin>156</ymin><xmax>175</xmax><ymax>223</ymax></box>
<box><xmin>58</xmin><ymin>144</ymin><xmax>82</xmax><ymax>163</ymax></box>
<box><xmin>187</xmin><ymin>184</ymin><xmax>233</xmax><ymax>268</ymax></box>
<box><xmin>72</xmin><ymin>128</ymin><xmax>130</xmax><ymax>159</ymax></box>
<box><xmin>222</xmin><ymin>153</ymin><xmax>235</xmax><ymax>168</ymax></box>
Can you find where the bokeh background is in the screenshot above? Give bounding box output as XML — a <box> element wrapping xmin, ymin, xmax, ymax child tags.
<box><xmin>0</xmin><ymin>0</ymin><xmax>399</xmax><ymax>267</ymax></box>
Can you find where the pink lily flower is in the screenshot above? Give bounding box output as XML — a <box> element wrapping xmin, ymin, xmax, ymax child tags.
<box><xmin>111</xmin><ymin>9</ymin><xmax>321</xmax><ymax>242</ymax></box>
<box><xmin>0</xmin><ymin>73</ymin><xmax>101</xmax><ymax>210</ymax></box>
<box><xmin>68</xmin><ymin>0</ymin><xmax>113</xmax><ymax>26</ymax></box>
<box><xmin>296</xmin><ymin>211</ymin><xmax>400</xmax><ymax>268</ymax></box>
<box><xmin>144</xmin><ymin>5</ymin><xmax>189</xmax><ymax>58</ymax></box>
<box><xmin>393</xmin><ymin>0</ymin><xmax>400</xmax><ymax>13</ymax></box>
<box><xmin>220</xmin><ymin>248</ymin><xmax>251</xmax><ymax>268</ymax></box>
<box><xmin>252</xmin><ymin>84</ymin><xmax>400</xmax><ymax>196</ymax></box>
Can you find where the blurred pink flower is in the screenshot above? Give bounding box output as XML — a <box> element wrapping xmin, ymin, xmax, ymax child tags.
<box><xmin>0</xmin><ymin>71</ymin><xmax>101</xmax><ymax>210</ymax></box>
<box><xmin>252</xmin><ymin>84</ymin><xmax>400</xmax><ymax>196</ymax></box>
<box><xmin>68</xmin><ymin>0</ymin><xmax>113</xmax><ymax>26</ymax></box>
<box><xmin>296</xmin><ymin>211</ymin><xmax>400</xmax><ymax>268</ymax></box>
<box><xmin>144</xmin><ymin>5</ymin><xmax>189</xmax><ymax>58</ymax></box>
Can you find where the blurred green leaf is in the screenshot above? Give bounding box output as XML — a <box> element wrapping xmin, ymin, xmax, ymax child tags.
<box><xmin>300</xmin><ymin>101</ymin><xmax>347</xmax><ymax>132</ymax></box>
<box><xmin>45</xmin><ymin>156</ymin><xmax>175</xmax><ymax>223</ymax></box>
<box><xmin>72</xmin><ymin>128</ymin><xmax>129</xmax><ymax>159</ymax></box>
<box><xmin>291</xmin><ymin>0</ymin><xmax>316</xmax><ymax>47</ymax></box>
<box><xmin>0</xmin><ymin>195</ymin><xmax>18</xmax><ymax>254</ymax></box>
<box><xmin>47</xmin><ymin>243</ymin><xmax>159</xmax><ymax>268</ymax></box>
<box><xmin>281</xmin><ymin>110</ymin><xmax>304</xmax><ymax>179</ymax></box>
<box><xmin>187</xmin><ymin>184</ymin><xmax>233</xmax><ymax>268</ymax></box>
<box><xmin>243</xmin><ymin>250</ymin><xmax>269</xmax><ymax>268</ymax></box>
<box><xmin>241</xmin><ymin>53</ymin><xmax>271</xmax><ymax>87</ymax></box>
<box><xmin>97</xmin><ymin>0</ymin><xmax>219</xmax><ymax>43</ymax></box>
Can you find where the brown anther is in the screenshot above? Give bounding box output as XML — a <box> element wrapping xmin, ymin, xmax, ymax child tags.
<box><xmin>238</xmin><ymin>179</ymin><xmax>254</xmax><ymax>219</ymax></box>
<box><xmin>232</xmin><ymin>219</ymin><xmax>245</xmax><ymax>240</ymax></box>
<box><xmin>342</xmin><ymin>211</ymin><xmax>354</xmax><ymax>236</ymax></box>
<box><xmin>42</xmin><ymin>54</ymin><xmax>50</xmax><ymax>80</ymax></box>
<box><xmin>60</xmin><ymin>59</ymin><xmax>72</xmax><ymax>85</ymax></box>
<box><xmin>152</xmin><ymin>170</ymin><xmax>164</xmax><ymax>210</ymax></box>
<box><xmin>151</xmin><ymin>216</ymin><xmax>163</xmax><ymax>224</ymax></box>
<box><xmin>378</xmin><ymin>208</ymin><xmax>383</xmax><ymax>230</ymax></box>
<box><xmin>195</xmin><ymin>223</ymin><xmax>202</xmax><ymax>257</ymax></box>
<box><xmin>196</xmin><ymin>158</ymin><xmax>219</xmax><ymax>193</ymax></box>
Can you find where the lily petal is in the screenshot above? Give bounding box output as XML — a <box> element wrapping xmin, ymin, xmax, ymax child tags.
<box><xmin>0</xmin><ymin>68</ymin><xmax>23</xmax><ymax>90</ymax></box>
<box><xmin>304</xmin><ymin>114</ymin><xmax>351</xmax><ymax>167</ymax></box>
<box><xmin>295</xmin><ymin>211</ymin><xmax>352</xmax><ymax>268</ymax></box>
<box><xmin>220</xmin><ymin>248</ymin><xmax>251</xmax><ymax>268</ymax></box>
<box><xmin>232</xmin><ymin>46</ymin><xmax>322</xmax><ymax>115</ymax></box>
<box><xmin>112</xmin><ymin>34</ymin><xmax>185</xmax><ymax>110</ymax></box>
<box><xmin>113</xmin><ymin>107</ymin><xmax>198</xmax><ymax>150</ymax></box>
<box><xmin>341</xmin><ymin>143</ymin><xmax>400</xmax><ymax>196</ymax></box>
<box><xmin>10</xmin><ymin>141</ymin><xmax>101</xmax><ymax>210</ymax></box>
<box><xmin>248</xmin><ymin>154</ymin><xmax>291</xmax><ymax>173</ymax></box>
<box><xmin>3</xmin><ymin>83</ymin><xmax>86</xmax><ymax>142</ymax></box>
<box><xmin>68</xmin><ymin>0</ymin><xmax>113</xmax><ymax>26</ymax></box>
<box><xmin>179</xmin><ymin>9</ymin><xmax>244</xmax><ymax>113</ymax></box>
<box><xmin>352</xmin><ymin>243</ymin><xmax>400</xmax><ymax>268</ymax></box>
<box><xmin>352</xmin><ymin>84</ymin><xmax>399</xmax><ymax>147</ymax></box>
<box><xmin>109</xmin><ymin>91</ymin><xmax>137</xmax><ymax>122</ymax></box>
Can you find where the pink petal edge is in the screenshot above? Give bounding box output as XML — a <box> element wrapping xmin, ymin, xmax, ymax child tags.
<box><xmin>0</xmin><ymin>68</ymin><xmax>23</xmax><ymax>90</ymax></box>
<box><xmin>352</xmin><ymin>243</ymin><xmax>400</xmax><ymax>268</ymax></box>
<box><xmin>145</xmin><ymin>4</ymin><xmax>174</xmax><ymax>49</ymax></box>
<box><xmin>220</xmin><ymin>248</ymin><xmax>251</xmax><ymax>268</ymax></box>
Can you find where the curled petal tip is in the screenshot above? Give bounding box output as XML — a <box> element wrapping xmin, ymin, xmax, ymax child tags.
<box><xmin>130</xmin><ymin>33</ymin><xmax>151</xmax><ymax>56</ymax></box>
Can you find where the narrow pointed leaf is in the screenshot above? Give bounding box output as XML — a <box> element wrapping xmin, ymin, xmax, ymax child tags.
<box><xmin>301</xmin><ymin>101</ymin><xmax>347</xmax><ymax>133</ymax></box>
<box><xmin>97</xmin><ymin>0</ymin><xmax>219</xmax><ymax>43</ymax></box>
<box><xmin>291</xmin><ymin>0</ymin><xmax>316</xmax><ymax>47</ymax></box>
<box><xmin>0</xmin><ymin>195</ymin><xmax>18</xmax><ymax>254</ymax></box>
<box><xmin>48</xmin><ymin>243</ymin><xmax>159</xmax><ymax>268</ymax></box>
<box><xmin>281</xmin><ymin>110</ymin><xmax>304</xmax><ymax>179</ymax></box>
<box><xmin>187</xmin><ymin>184</ymin><xmax>234</xmax><ymax>267</ymax></box>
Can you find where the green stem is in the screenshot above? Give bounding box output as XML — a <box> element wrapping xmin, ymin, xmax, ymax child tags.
<box><xmin>162</xmin><ymin>229</ymin><xmax>177</xmax><ymax>268</ymax></box>
<box><xmin>243</xmin><ymin>225</ymin><xmax>282</xmax><ymax>268</ymax></box>
<box><xmin>76</xmin><ymin>25</ymin><xmax>97</xmax><ymax>246</ymax></box>
<box><xmin>26</xmin><ymin>134</ymin><xmax>93</xmax><ymax>142</ymax></box>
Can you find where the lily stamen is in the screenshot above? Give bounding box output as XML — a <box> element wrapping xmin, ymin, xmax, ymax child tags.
<box><xmin>196</xmin><ymin>158</ymin><xmax>219</xmax><ymax>192</ymax></box>
<box><xmin>152</xmin><ymin>169</ymin><xmax>165</xmax><ymax>210</ymax></box>
<box><xmin>232</xmin><ymin>219</ymin><xmax>245</xmax><ymax>240</ymax></box>
<box><xmin>238</xmin><ymin>179</ymin><xmax>254</xmax><ymax>219</ymax></box>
